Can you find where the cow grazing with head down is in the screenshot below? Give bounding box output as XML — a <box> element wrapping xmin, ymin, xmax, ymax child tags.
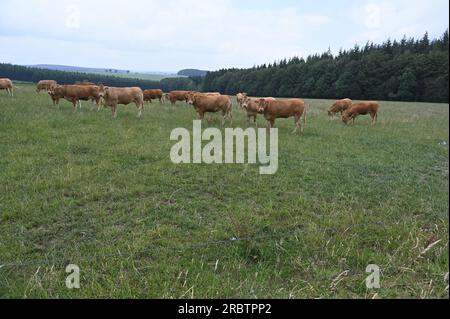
<box><xmin>342</xmin><ymin>101</ymin><xmax>379</xmax><ymax>126</ymax></box>
<box><xmin>144</xmin><ymin>89</ymin><xmax>164</xmax><ymax>104</ymax></box>
<box><xmin>187</xmin><ymin>93</ymin><xmax>232</xmax><ymax>125</ymax></box>
<box><xmin>36</xmin><ymin>80</ymin><xmax>57</xmax><ymax>93</ymax></box>
<box><xmin>258</xmin><ymin>98</ymin><xmax>307</xmax><ymax>133</ymax></box>
<box><xmin>101</xmin><ymin>86</ymin><xmax>144</xmax><ymax>118</ymax></box>
<box><xmin>0</xmin><ymin>78</ymin><xmax>14</xmax><ymax>96</ymax></box>
<box><xmin>49</xmin><ymin>85</ymin><xmax>103</xmax><ymax>110</ymax></box>
<box><xmin>168</xmin><ymin>91</ymin><xmax>190</xmax><ymax>106</ymax></box>
<box><xmin>328</xmin><ymin>98</ymin><xmax>352</xmax><ymax>117</ymax></box>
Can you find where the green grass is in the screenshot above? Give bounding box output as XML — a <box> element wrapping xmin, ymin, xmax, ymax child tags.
<box><xmin>0</xmin><ymin>84</ymin><xmax>448</xmax><ymax>299</ymax></box>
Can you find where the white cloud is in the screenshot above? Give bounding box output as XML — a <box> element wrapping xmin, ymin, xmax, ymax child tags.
<box><xmin>0</xmin><ymin>0</ymin><xmax>318</xmax><ymax>70</ymax></box>
<box><xmin>0</xmin><ymin>0</ymin><xmax>448</xmax><ymax>71</ymax></box>
<box><xmin>349</xmin><ymin>0</ymin><xmax>449</xmax><ymax>44</ymax></box>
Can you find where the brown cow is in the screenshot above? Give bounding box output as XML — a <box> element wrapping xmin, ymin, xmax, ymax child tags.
<box><xmin>168</xmin><ymin>90</ymin><xmax>190</xmax><ymax>106</ymax></box>
<box><xmin>241</xmin><ymin>97</ymin><xmax>261</xmax><ymax>126</ymax></box>
<box><xmin>236</xmin><ymin>92</ymin><xmax>248</xmax><ymax>108</ymax></box>
<box><xmin>101</xmin><ymin>86</ymin><xmax>144</xmax><ymax>118</ymax></box>
<box><xmin>144</xmin><ymin>89</ymin><xmax>164</xmax><ymax>104</ymax></box>
<box><xmin>0</xmin><ymin>78</ymin><xmax>13</xmax><ymax>96</ymax></box>
<box><xmin>258</xmin><ymin>98</ymin><xmax>307</xmax><ymax>133</ymax></box>
<box><xmin>48</xmin><ymin>91</ymin><xmax>62</xmax><ymax>107</ymax></box>
<box><xmin>75</xmin><ymin>81</ymin><xmax>96</xmax><ymax>86</ymax></box>
<box><xmin>36</xmin><ymin>80</ymin><xmax>57</xmax><ymax>93</ymax></box>
<box><xmin>328</xmin><ymin>98</ymin><xmax>352</xmax><ymax>117</ymax></box>
<box><xmin>186</xmin><ymin>91</ymin><xmax>221</xmax><ymax>102</ymax></box>
<box><xmin>187</xmin><ymin>93</ymin><xmax>232</xmax><ymax>125</ymax></box>
<box><xmin>49</xmin><ymin>85</ymin><xmax>103</xmax><ymax>110</ymax></box>
<box><xmin>342</xmin><ymin>101</ymin><xmax>379</xmax><ymax>126</ymax></box>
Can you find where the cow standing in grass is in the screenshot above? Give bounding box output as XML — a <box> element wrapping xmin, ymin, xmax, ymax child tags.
<box><xmin>241</xmin><ymin>97</ymin><xmax>275</xmax><ymax>126</ymax></box>
<box><xmin>0</xmin><ymin>78</ymin><xmax>14</xmax><ymax>96</ymax></box>
<box><xmin>187</xmin><ymin>92</ymin><xmax>232</xmax><ymax>125</ymax></box>
<box><xmin>49</xmin><ymin>85</ymin><xmax>103</xmax><ymax>111</ymax></box>
<box><xmin>342</xmin><ymin>101</ymin><xmax>379</xmax><ymax>126</ymax></box>
<box><xmin>144</xmin><ymin>89</ymin><xmax>164</xmax><ymax>104</ymax></box>
<box><xmin>258</xmin><ymin>98</ymin><xmax>307</xmax><ymax>133</ymax></box>
<box><xmin>101</xmin><ymin>86</ymin><xmax>144</xmax><ymax>118</ymax></box>
<box><xmin>236</xmin><ymin>92</ymin><xmax>248</xmax><ymax>108</ymax></box>
<box><xmin>36</xmin><ymin>80</ymin><xmax>57</xmax><ymax>93</ymax></box>
<box><xmin>328</xmin><ymin>98</ymin><xmax>352</xmax><ymax>118</ymax></box>
<box><xmin>168</xmin><ymin>91</ymin><xmax>190</xmax><ymax>106</ymax></box>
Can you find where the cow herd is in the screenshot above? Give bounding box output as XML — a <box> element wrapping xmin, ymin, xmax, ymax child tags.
<box><xmin>1</xmin><ymin>78</ymin><xmax>380</xmax><ymax>130</ymax></box>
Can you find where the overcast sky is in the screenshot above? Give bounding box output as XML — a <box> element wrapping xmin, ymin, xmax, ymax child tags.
<box><xmin>0</xmin><ymin>0</ymin><xmax>448</xmax><ymax>72</ymax></box>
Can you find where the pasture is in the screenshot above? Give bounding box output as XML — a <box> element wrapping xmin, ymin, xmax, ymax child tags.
<box><xmin>0</xmin><ymin>83</ymin><xmax>448</xmax><ymax>298</ymax></box>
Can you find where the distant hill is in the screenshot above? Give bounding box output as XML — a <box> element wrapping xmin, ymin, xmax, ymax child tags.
<box><xmin>29</xmin><ymin>64</ymin><xmax>132</xmax><ymax>74</ymax></box>
<box><xmin>178</xmin><ymin>69</ymin><xmax>208</xmax><ymax>77</ymax></box>
<box><xmin>26</xmin><ymin>64</ymin><xmax>181</xmax><ymax>81</ymax></box>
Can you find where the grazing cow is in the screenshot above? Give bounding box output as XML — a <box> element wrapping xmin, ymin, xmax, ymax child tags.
<box><xmin>168</xmin><ymin>90</ymin><xmax>190</xmax><ymax>106</ymax></box>
<box><xmin>36</xmin><ymin>80</ymin><xmax>57</xmax><ymax>93</ymax></box>
<box><xmin>143</xmin><ymin>89</ymin><xmax>164</xmax><ymax>104</ymax></box>
<box><xmin>328</xmin><ymin>98</ymin><xmax>352</xmax><ymax>117</ymax></box>
<box><xmin>258</xmin><ymin>99</ymin><xmax>307</xmax><ymax>133</ymax></box>
<box><xmin>49</xmin><ymin>85</ymin><xmax>103</xmax><ymax>110</ymax></box>
<box><xmin>101</xmin><ymin>86</ymin><xmax>144</xmax><ymax>118</ymax></box>
<box><xmin>187</xmin><ymin>93</ymin><xmax>232</xmax><ymax>125</ymax></box>
<box><xmin>342</xmin><ymin>101</ymin><xmax>379</xmax><ymax>126</ymax></box>
<box><xmin>236</xmin><ymin>92</ymin><xmax>248</xmax><ymax>108</ymax></box>
<box><xmin>0</xmin><ymin>78</ymin><xmax>14</xmax><ymax>96</ymax></box>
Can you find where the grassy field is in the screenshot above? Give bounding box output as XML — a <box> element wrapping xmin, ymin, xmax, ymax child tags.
<box><xmin>0</xmin><ymin>83</ymin><xmax>448</xmax><ymax>299</ymax></box>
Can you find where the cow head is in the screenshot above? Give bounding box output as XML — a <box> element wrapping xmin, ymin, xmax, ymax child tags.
<box><xmin>257</xmin><ymin>98</ymin><xmax>269</xmax><ymax>113</ymax></box>
<box><xmin>98</xmin><ymin>85</ymin><xmax>108</xmax><ymax>98</ymax></box>
<box><xmin>187</xmin><ymin>92</ymin><xmax>197</xmax><ymax>105</ymax></box>
<box><xmin>341</xmin><ymin>111</ymin><xmax>351</xmax><ymax>124</ymax></box>
<box><xmin>48</xmin><ymin>85</ymin><xmax>62</xmax><ymax>96</ymax></box>
<box><xmin>241</xmin><ymin>97</ymin><xmax>250</xmax><ymax>109</ymax></box>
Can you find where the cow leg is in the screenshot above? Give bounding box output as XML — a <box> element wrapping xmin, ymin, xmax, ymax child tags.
<box><xmin>292</xmin><ymin>115</ymin><xmax>301</xmax><ymax>134</ymax></box>
<box><xmin>112</xmin><ymin>105</ymin><xmax>118</xmax><ymax>119</ymax></box>
<box><xmin>72</xmin><ymin>100</ymin><xmax>78</xmax><ymax>112</ymax></box>
<box><xmin>254</xmin><ymin>115</ymin><xmax>258</xmax><ymax>127</ymax></box>
<box><xmin>267</xmin><ymin>118</ymin><xmax>275</xmax><ymax>133</ymax></box>
<box><xmin>371</xmin><ymin>112</ymin><xmax>378</xmax><ymax>126</ymax></box>
<box><xmin>138</xmin><ymin>101</ymin><xmax>143</xmax><ymax>118</ymax></box>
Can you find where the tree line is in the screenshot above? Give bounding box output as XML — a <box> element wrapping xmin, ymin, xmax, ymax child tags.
<box><xmin>0</xmin><ymin>63</ymin><xmax>197</xmax><ymax>92</ymax></box>
<box><xmin>200</xmin><ymin>30</ymin><xmax>449</xmax><ymax>103</ymax></box>
<box><xmin>1</xmin><ymin>30</ymin><xmax>448</xmax><ymax>102</ymax></box>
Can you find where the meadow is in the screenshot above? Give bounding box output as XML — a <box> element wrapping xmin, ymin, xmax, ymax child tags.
<box><xmin>0</xmin><ymin>83</ymin><xmax>448</xmax><ymax>298</ymax></box>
